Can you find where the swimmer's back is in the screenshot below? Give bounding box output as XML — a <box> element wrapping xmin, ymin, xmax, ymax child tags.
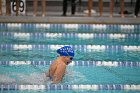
<box><xmin>49</xmin><ymin>60</ymin><xmax>66</xmax><ymax>78</ymax></box>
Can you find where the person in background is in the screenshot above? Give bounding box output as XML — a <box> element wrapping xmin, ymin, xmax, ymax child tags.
<box><xmin>134</xmin><ymin>0</ymin><xmax>140</xmax><ymax>18</ymax></box>
<box><xmin>62</xmin><ymin>0</ymin><xmax>76</xmax><ymax>16</ymax></box>
<box><xmin>45</xmin><ymin>46</ymin><xmax>74</xmax><ymax>84</ymax></box>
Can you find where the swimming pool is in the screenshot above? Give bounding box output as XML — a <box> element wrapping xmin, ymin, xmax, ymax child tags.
<box><xmin>0</xmin><ymin>23</ymin><xmax>140</xmax><ymax>93</ymax></box>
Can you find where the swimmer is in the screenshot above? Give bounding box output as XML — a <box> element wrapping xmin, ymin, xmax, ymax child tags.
<box><xmin>45</xmin><ymin>46</ymin><xmax>74</xmax><ymax>84</ymax></box>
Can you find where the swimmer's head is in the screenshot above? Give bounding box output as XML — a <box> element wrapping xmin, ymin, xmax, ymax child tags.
<box><xmin>57</xmin><ymin>46</ymin><xmax>74</xmax><ymax>57</ymax></box>
<box><xmin>57</xmin><ymin>46</ymin><xmax>74</xmax><ymax>64</ymax></box>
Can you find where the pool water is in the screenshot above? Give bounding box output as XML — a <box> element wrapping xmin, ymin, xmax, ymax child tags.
<box><xmin>0</xmin><ymin>23</ymin><xmax>140</xmax><ymax>93</ymax></box>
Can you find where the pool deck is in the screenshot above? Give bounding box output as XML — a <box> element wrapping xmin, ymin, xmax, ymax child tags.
<box><xmin>0</xmin><ymin>15</ymin><xmax>140</xmax><ymax>24</ymax></box>
<box><xmin>0</xmin><ymin>1</ymin><xmax>140</xmax><ymax>24</ymax></box>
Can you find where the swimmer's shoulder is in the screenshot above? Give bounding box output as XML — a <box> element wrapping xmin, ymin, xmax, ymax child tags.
<box><xmin>53</xmin><ymin>60</ymin><xmax>66</xmax><ymax>66</ymax></box>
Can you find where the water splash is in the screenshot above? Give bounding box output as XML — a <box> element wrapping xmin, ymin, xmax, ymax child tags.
<box><xmin>16</xmin><ymin>72</ymin><xmax>47</xmax><ymax>84</ymax></box>
<box><xmin>0</xmin><ymin>75</ymin><xmax>16</xmax><ymax>84</ymax></box>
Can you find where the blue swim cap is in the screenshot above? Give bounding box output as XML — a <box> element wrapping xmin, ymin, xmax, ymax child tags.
<box><xmin>57</xmin><ymin>46</ymin><xmax>74</xmax><ymax>57</ymax></box>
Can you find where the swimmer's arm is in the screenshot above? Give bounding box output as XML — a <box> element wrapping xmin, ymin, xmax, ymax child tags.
<box><xmin>52</xmin><ymin>64</ymin><xmax>66</xmax><ymax>84</ymax></box>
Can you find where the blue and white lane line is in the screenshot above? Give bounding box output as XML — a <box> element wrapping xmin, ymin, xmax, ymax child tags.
<box><xmin>0</xmin><ymin>32</ymin><xmax>140</xmax><ymax>39</ymax></box>
<box><xmin>0</xmin><ymin>44</ymin><xmax>140</xmax><ymax>51</ymax></box>
<box><xmin>0</xmin><ymin>61</ymin><xmax>140</xmax><ymax>67</ymax></box>
<box><xmin>3</xmin><ymin>23</ymin><xmax>140</xmax><ymax>30</ymax></box>
<box><xmin>0</xmin><ymin>84</ymin><xmax>140</xmax><ymax>90</ymax></box>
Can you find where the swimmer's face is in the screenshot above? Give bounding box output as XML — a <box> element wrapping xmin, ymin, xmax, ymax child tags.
<box><xmin>65</xmin><ymin>56</ymin><xmax>73</xmax><ymax>65</ymax></box>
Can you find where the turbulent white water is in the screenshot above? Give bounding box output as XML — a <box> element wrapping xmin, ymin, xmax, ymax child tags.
<box><xmin>0</xmin><ymin>75</ymin><xmax>16</xmax><ymax>84</ymax></box>
<box><xmin>0</xmin><ymin>70</ymin><xmax>87</xmax><ymax>85</ymax></box>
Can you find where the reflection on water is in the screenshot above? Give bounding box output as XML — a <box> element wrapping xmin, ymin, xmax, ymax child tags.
<box><xmin>62</xmin><ymin>71</ymin><xmax>87</xmax><ymax>84</ymax></box>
